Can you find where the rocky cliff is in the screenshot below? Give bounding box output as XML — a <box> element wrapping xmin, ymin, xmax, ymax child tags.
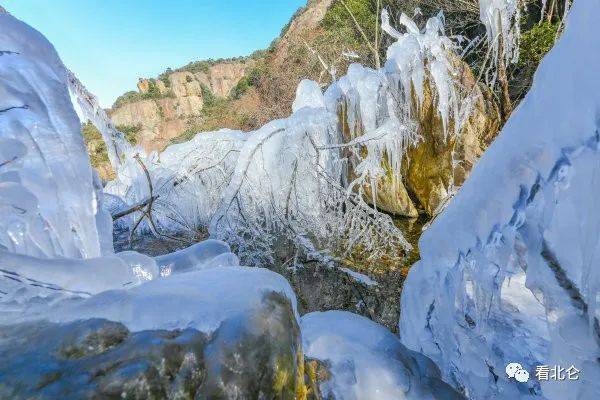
<box><xmin>109</xmin><ymin>61</ymin><xmax>252</xmax><ymax>152</ymax></box>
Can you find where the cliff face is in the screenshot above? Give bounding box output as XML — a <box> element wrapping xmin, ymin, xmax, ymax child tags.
<box><xmin>109</xmin><ymin>61</ymin><xmax>251</xmax><ymax>152</ymax></box>
<box><xmin>108</xmin><ymin>0</ymin><xmax>341</xmax><ymax>153</ymax></box>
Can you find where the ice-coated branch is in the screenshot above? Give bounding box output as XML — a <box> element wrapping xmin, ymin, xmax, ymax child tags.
<box><xmin>478</xmin><ymin>0</ymin><xmax>521</xmax><ymax>66</ymax></box>
<box><xmin>67</xmin><ymin>70</ymin><xmax>133</xmax><ymax>172</ymax></box>
<box><xmin>381</xmin><ymin>9</ymin><xmax>403</xmax><ymax>40</ymax></box>
<box><xmin>111</xmin><ymin>195</ymin><xmax>157</xmax><ymax>220</ymax></box>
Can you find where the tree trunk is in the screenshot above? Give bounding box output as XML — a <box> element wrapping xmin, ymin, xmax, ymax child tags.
<box><xmin>497</xmin><ymin>33</ymin><xmax>513</xmax><ymax>123</ymax></box>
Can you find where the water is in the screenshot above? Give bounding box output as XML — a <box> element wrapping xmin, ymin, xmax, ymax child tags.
<box><xmin>393</xmin><ymin>215</ymin><xmax>430</xmax><ymax>268</ymax></box>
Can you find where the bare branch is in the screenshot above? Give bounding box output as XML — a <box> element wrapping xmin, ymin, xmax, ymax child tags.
<box><xmin>111</xmin><ymin>196</ymin><xmax>157</xmax><ymax>220</ymax></box>
<box><xmin>340</xmin><ymin>0</ymin><xmax>381</xmax><ymax>68</ymax></box>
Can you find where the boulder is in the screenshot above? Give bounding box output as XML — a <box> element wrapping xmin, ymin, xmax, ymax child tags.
<box><xmin>402</xmin><ymin>58</ymin><xmax>501</xmax><ymax>216</ymax></box>
<box><xmin>0</xmin><ymin>292</ymin><xmax>305</xmax><ymax>399</ymax></box>
<box><xmin>338</xmin><ymin>56</ymin><xmax>500</xmax><ymax>218</ymax></box>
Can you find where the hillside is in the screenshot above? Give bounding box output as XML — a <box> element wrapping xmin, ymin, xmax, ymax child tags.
<box><xmin>107</xmin><ymin>0</ymin><xmax>340</xmax><ymax>154</ymax></box>
<box><xmin>92</xmin><ymin>0</ymin><xmax>560</xmax><ymax>183</ymax></box>
<box><xmin>109</xmin><ymin>59</ymin><xmax>255</xmax><ymax>151</ymax></box>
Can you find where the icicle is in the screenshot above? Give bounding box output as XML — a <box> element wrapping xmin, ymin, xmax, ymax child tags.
<box><xmin>478</xmin><ymin>0</ymin><xmax>521</xmax><ymax>66</ymax></box>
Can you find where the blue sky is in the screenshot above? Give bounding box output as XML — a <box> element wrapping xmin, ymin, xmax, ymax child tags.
<box><xmin>3</xmin><ymin>0</ymin><xmax>306</xmax><ymax>107</ymax></box>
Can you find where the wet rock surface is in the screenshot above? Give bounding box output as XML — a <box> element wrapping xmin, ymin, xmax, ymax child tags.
<box><xmin>0</xmin><ymin>292</ymin><xmax>303</xmax><ymax>400</ymax></box>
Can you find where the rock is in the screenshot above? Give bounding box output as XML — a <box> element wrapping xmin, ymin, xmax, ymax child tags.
<box><xmin>363</xmin><ymin>160</ymin><xmax>420</xmax><ymax>217</ymax></box>
<box><xmin>195</xmin><ymin>62</ymin><xmax>250</xmax><ymax>98</ymax></box>
<box><xmin>336</xmin><ymin>56</ymin><xmax>500</xmax><ymax>218</ymax></box>
<box><xmin>110</xmin><ymin>61</ymin><xmax>250</xmax><ymax>153</ymax></box>
<box><xmin>301</xmin><ymin>311</ymin><xmax>465</xmax><ymax>399</ymax></box>
<box><xmin>111</xmin><ymin>99</ymin><xmax>162</xmax><ymax>129</ymax></box>
<box><xmin>336</xmin><ymin>101</ymin><xmax>420</xmax><ymax>218</ymax></box>
<box><xmin>402</xmin><ymin>58</ymin><xmax>501</xmax><ymax>216</ymax></box>
<box><xmin>0</xmin><ymin>292</ymin><xmax>304</xmax><ymax>399</ymax></box>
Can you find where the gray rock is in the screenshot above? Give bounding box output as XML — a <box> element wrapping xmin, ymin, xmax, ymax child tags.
<box><xmin>0</xmin><ymin>292</ymin><xmax>301</xmax><ymax>400</ymax></box>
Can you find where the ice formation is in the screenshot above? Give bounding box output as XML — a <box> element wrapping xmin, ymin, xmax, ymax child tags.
<box><xmin>101</xmin><ymin>12</ymin><xmax>475</xmax><ymax>266</ymax></box>
<box><xmin>102</xmin><ymin>77</ymin><xmax>410</xmax><ymax>265</ymax></box>
<box><xmin>0</xmin><ymin>14</ymin><xmax>110</xmax><ymax>259</ymax></box>
<box><xmin>302</xmin><ymin>311</ymin><xmax>462</xmax><ymax>399</ymax></box>
<box><xmin>479</xmin><ymin>0</ymin><xmax>521</xmax><ymax>65</ymax></box>
<box><xmin>67</xmin><ymin>71</ymin><xmax>133</xmax><ymax>172</ymax></box>
<box><xmin>0</xmin><ymin>11</ymin><xmax>264</xmax><ymax>335</ymax></box>
<box><xmin>155</xmin><ymin>239</ymin><xmax>239</xmax><ymax>275</ymax></box>
<box><xmin>400</xmin><ymin>1</ymin><xmax>600</xmax><ymax>399</ymax></box>
<box><xmin>1</xmin><ymin>8</ymin><xmax>474</xmax><ymax>400</ymax></box>
<box><xmin>39</xmin><ymin>267</ymin><xmax>298</xmax><ymax>333</ymax></box>
<box><xmin>326</xmin><ymin>9</ymin><xmax>468</xmax><ymax>206</ymax></box>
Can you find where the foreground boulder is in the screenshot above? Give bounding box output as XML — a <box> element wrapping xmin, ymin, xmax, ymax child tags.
<box><xmin>0</xmin><ymin>292</ymin><xmax>302</xmax><ymax>399</ymax></box>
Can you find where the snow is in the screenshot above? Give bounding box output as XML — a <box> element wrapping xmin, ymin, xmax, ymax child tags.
<box><xmin>301</xmin><ymin>311</ymin><xmax>462</xmax><ymax>399</ymax></box>
<box><xmin>400</xmin><ymin>1</ymin><xmax>600</xmax><ymax>398</ymax></box>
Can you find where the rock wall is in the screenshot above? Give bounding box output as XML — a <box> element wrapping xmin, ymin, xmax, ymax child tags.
<box><xmin>110</xmin><ymin>61</ymin><xmax>251</xmax><ymax>152</ymax></box>
<box><xmin>335</xmin><ymin>56</ymin><xmax>500</xmax><ymax>219</ymax></box>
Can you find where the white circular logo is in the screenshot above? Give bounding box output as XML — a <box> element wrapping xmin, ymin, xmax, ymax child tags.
<box><xmin>506</xmin><ymin>362</ymin><xmax>529</xmax><ymax>383</ymax></box>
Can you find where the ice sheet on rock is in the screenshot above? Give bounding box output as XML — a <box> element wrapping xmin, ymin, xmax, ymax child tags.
<box><xmin>301</xmin><ymin>311</ymin><xmax>463</xmax><ymax>400</ymax></box>
<box><xmin>400</xmin><ymin>1</ymin><xmax>600</xmax><ymax>399</ymax></box>
<box><xmin>323</xmin><ymin>12</ymin><xmax>466</xmax><ymax>207</ymax></box>
<box><xmin>0</xmin><ymin>13</ymin><xmax>107</xmax><ymax>259</ymax></box>
<box><xmin>154</xmin><ymin>239</ymin><xmax>237</xmax><ymax>275</ymax></box>
<box><xmin>0</xmin><ymin>249</ymin><xmax>159</xmax><ymax>323</ymax></box>
<box><xmin>43</xmin><ymin>267</ymin><xmax>298</xmax><ymax>333</ymax></box>
<box><xmin>0</xmin><ymin>249</ymin><xmax>157</xmax><ymax>292</ymax></box>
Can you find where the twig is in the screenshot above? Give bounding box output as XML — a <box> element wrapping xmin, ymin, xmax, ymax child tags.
<box><xmin>340</xmin><ymin>0</ymin><xmax>381</xmax><ymax>68</ymax></box>
<box><xmin>111</xmin><ymin>196</ymin><xmax>157</xmax><ymax>220</ymax></box>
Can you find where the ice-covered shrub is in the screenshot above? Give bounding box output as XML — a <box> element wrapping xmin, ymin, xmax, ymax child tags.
<box><xmin>94</xmin><ymin>12</ymin><xmax>485</xmax><ymax>267</ymax></box>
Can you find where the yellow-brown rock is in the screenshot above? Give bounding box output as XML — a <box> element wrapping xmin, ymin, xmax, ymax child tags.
<box><xmin>110</xmin><ymin>61</ymin><xmax>250</xmax><ymax>152</ymax></box>
<box><xmin>403</xmin><ymin>58</ymin><xmax>501</xmax><ymax>216</ymax></box>
<box><xmin>339</xmin><ymin>56</ymin><xmax>500</xmax><ymax>218</ymax></box>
